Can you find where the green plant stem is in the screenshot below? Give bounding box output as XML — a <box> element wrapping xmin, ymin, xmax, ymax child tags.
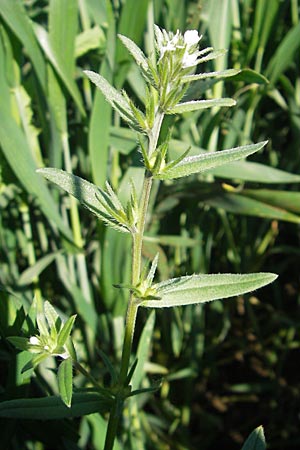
<box><xmin>103</xmin><ymin>108</ymin><xmax>164</xmax><ymax>449</ymax></box>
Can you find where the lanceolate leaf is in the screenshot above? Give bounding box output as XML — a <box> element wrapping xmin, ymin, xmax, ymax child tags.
<box><xmin>166</xmin><ymin>97</ymin><xmax>236</xmax><ymax>114</ymax></box>
<box><xmin>0</xmin><ymin>392</ymin><xmax>112</xmax><ymax>419</ymax></box>
<box><xmin>140</xmin><ymin>273</ymin><xmax>277</xmax><ymax>308</ymax></box>
<box><xmin>241</xmin><ymin>426</ymin><xmax>266</xmax><ymax>450</ymax></box>
<box><xmin>84</xmin><ymin>70</ymin><xmax>139</xmax><ymax>130</ymax></box>
<box><xmin>118</xmin><ymin>34</ymin><xmax>149</xmax><ymax>72</ymax></box>
<box><xmin>156</xmin><ymin>141</ymin><xmax>268</xmax><ymax>180</ymax></box>
<box><xmin>57</xmin><ymin>315</ymin><xmax>77</xmax><ymax>347</ymax></box>
<box><xmin>58</xmin><ymin>358</ymin><xmax>73</xmax><ymax>407</ymax></box>
<box><xmin>181</xmin><ymin>68</ymin><xmax>240</xmax><ymax>83</ymax></box>
<box><xmin>37</xmin><ymin>168</ymin><xmax>129</xmax><ymax>232</ymax></box>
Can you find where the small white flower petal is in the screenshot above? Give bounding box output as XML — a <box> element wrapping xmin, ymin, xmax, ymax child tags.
<box><xmin>184</xmin><ymin>30</ymin><xmax>201</xmax><ymax>46</ymax></box>
<box><xmin>29</xmin><ymin>336</ymin><xmax>40</xmax><ymax>345</ymax></box>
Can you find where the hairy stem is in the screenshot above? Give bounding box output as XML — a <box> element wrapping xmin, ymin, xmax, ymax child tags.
<box><xmin>103</xmin><ymin>101</ymin><xmax>164</xmax><ymax>449</ymax></box>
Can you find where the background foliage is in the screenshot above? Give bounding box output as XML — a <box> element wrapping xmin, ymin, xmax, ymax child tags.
<box><xmin>0</xmin><ymin>0</ymin><xmax>300</xmax><ymax>449</ymax></box>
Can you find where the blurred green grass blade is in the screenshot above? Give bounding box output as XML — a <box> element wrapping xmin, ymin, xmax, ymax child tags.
<box><xmin>88</xmin><ymin>2</ymin><xmax>114</xmax><ymax>187</ymax></box>
<box><xmin>57</xmin><ymin>358</ymin><xmax>73</xmax><ymax>408</ymax></box>
<box><xmin>57</xmin><ymin>255</ymin><xmax>97</xmax><ymax>334</ymax></box>
<box><xmin>232</xmin><ymin>68</ymin><xmax>269</xmax><ymax>85</ymax></box>
<box><xmin>0</xmin><ymin>392</ymin><xmax>112</xmax><ymax>419</ymax></box>
<box><xmin>141</xmin><ymin>273</ymin><xmax>277</xmax><ymax>308</ymax></box>
<box><xmin>131</xmin><ymin>311</ymin><xmax>155</xmax><ymax>390</ymax></box>
<box><xmin>0</xmin><ymin>0</ymin><xmax>46</xmax><ymax>89</ymax></box>
<box><xmin>34</xmin><ymin>24</ymin><xmax>85</xmax><ymax>117</ymax></box>
<box><xmin>100</xmin><ymin>230</ymin><xmax>131</xmax><ymax>315</ymax></box>
<box><xmin>242</xmin><ymin>189</ymin><xmax>300</xmax><ymax>214</ymax></box>
<box><xmin>266</xmin><ymin>22</ymin><xmax>300</xmax><ymax>85</ymax></box>
<box><xmin>210</xmin><ymin>161</ymin><xmax>300</xmax><ymax>184</ymax></box>
<box><xmin>87</xmin><ymin>413</ymin><xmax>123</xmax><ymax>450</ymax></box>
<box><xmin>49</xmin><ymin>0</ymin><xmax>77</xmax><ymax>76</ymax></box>
<box><xmin>18</xmin><ymin>252</ymin><xmax>60</xmax><ymax>286</ymax></box>
<box><xmin>75</xmin><ymin>26</ymin><xmax>106</xmax><ymax>58</ymax></box>
<box><xmin>144</xmin><ymin>234</ymin><xmax>198</xmax><ymax>247</ymax></box>
<box><xmin>241</xmin><ymin>425</ymin><xmax>266</xmax><ymax>450</ymax></box>
<box><xmin>0</xmin><ymin>108</ymin><xmax>73</xmax><ymax>241</ymax></box>
<box><xmin>115</xmin><ymin>0</ymin><xmax>150</xmax><ymax>87</ymax></box>
<box><xmin>205</xmin><ymin>192</ymin><xmax>300</xmax><ymax>224</ymax></box>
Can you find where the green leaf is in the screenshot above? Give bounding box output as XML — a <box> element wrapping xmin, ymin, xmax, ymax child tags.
<box><xmin>181</xmin><ymin>68</ymin><xmax>240</xmax><ymax>83</ymax></box>
<box><xmin>34</xmin><ymin>24</ymin><xmax>85</xmax><ymax>116</ymax></box>
<box><xmin>0</xmin><ymin>392</ymin><xmax>111</xmax><ymax>419</ymax></box>
<box><xmin>57</xmin><ymin>315</ymin><xmax>77</xmax><ymax>347</ymax></box>
<box><xmin>266</xmin><ymin>22</ymin><xmax>300</xmax><ymax>85</ymax></box>
<box><xmin>75</xmin><ymin>26</ymin><xmax>106</xmax><ymax>58</ymax></box>
<box><xmin>166</xmin><ymin>97</ymin><xmax>236</xmax><ymax>114</ymax></box>
<box><xmin>57</xmin><ymin>358</ymin><xmax>73</xmax><ymax>408</ymax></box>
<box><xmin>0</xmin><ymin>0</ymin><xmax>46</xmax><ymax>89</ymax></box>
<box><xmin>209</xmin><ymin>161</ymin><xmax>300</xmax><ymax>184</ymax></box>
<box><xmin>205</xmin><ymin>191</ymin><xmax>300</xmax><ymax>224</ymax></box>
<box><xmin>118</xmin><ymin>34</ymin><xmax>148</xmax><ymax>72</ymax></box>
<box><xmin>84</xmin><ymin>70</ymin><xmax>133</xmax><ymax>120</ymax></box>
<box><xmin>156</xmin><ymin>141</ymin><xmax>268</xmax><ymax>180</ymax></box>
<box><xmin>18</xmin><ymin>252</ymin><xmax>61</xmax><ymax>286</ymax></box>
<box><xmin>140</xmin><ymin>273</ymin><xmax>277</xmax><ymax>308</ymax></box>
<box><xmin>241</xmin><ymin>426</ymin><xmax>266</xmax><ymax>450</ymax></box>
<box><xmin>7</xmin><ymin>336</ymin><xmax>29</xmax><ymax>351</ymax></box>
<box><xmin>231</xmin><ymin>68</ymin><xmax>269</xmax><ymax>85</ymax></box>
<box><xmin>44</xmin><ymin>300</ymin><xmax>60</xmax><ymax>331</ymax></box>
<box><xmin>0</xmin><ymin>108</ymin><xmax>73</xmax><ymax>241</ymax></box>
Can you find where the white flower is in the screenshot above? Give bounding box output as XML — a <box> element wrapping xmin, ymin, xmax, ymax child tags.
<box><xmin>29</xmin><ymin>336</ymin><xmax>40</xmax><ymax>345</ymax></box>
<box><xmin>155</xmin><ymin>25</ymin><xmax>202</xmax><ymax>69</ymax></box>
<box><xmin>184</xmin><ymin>30</ymin><xmax>201</xmax><ymax>46</ymax></box>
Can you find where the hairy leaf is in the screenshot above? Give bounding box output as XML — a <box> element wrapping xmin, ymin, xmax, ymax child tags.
<box><xmin>156</xmin><ymin>141</ymin><xmax>268</xmax><ymax>180</ymax></box>
<box><xmin>140</xmin><ymin>273</ymin><xmax>277</xmax><ymax>308</ymax></box>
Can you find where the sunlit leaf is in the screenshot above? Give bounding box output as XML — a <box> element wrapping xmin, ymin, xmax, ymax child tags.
<box><xmin>140</xmin><ymin>273</ymin><xmax>277</xmax><ymax>308</ymax></box>
<box><xmin>156</xmin><ymin>141</ymin><xmax>267</xmax><ymax>180</ymax></box>
<box><xmin>241</xmin><ymin>426</ymin><xmax>266</xmax><ymax>450</ymax></box>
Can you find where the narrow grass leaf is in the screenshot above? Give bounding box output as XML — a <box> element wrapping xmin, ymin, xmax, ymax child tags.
<box><xmin>88</xmin><ymin>2</ymin><xmax>114</xmax><ymax>187</ymax></box>
<box><xmin>0</xmin><ymin>0</ymin><xmax>46</xmax><ymax>89</ymax></box>
<box><xmin>205</xmin><ymin>192</ymin><xmax>300</xmax><ymax>224</ymax></box>
<box><xmin>241</xmin><ymin>425</ymin><xmax>266</xmax><ymax>450</ymax></box>
<box><xmin>0</xmin><ymin>108</ymin><xmax>73</xmax><ymax>241</ymax></box>
<box><xmin>231</xmin><ymin>68</ymin><xmax>269</xmax><ymax>85</ymax></box>
<box><xmin>34</xmin><ymin>24</ymin><xmax>85</xmax><ymax>116</ymax></box>
<box><xmin>242</xmin><ymin>189</ymin><xmax>300</xmax><ymax>214</ymax></box>
<box><xmin>0</xmin><ymin>392</ymin><xmax>111</xmax><ymax>419</ymax></box>
<box><xmin>266</xmin><ymin>22</ymin><xmax>300</xmax><ymax>84</ymax></box>
<box><xmin>157</xmin><ymin>141</ymin><xmax>267</xmax><ymax>180</ymax></box>
<box><xmin>141</xmin><ymin>273</ymin><xmax>277</xmax><ymax>308</ymax></box>
<box><xmin>18</xmin><ymin>252</ymin><xmax>60</xmax><ymax>286</ymax></box>
<box><xmin>58</xmin><ymin>358</ymin><xmax>73</xmax><ymax>407</ymax></box>
<box><xmin>131</xmin><ymin>311</ymin><xmax>155</xmax><ymax>390</ymax></box>
<box><xmin>48</xmin><ymin>0</ymin><xmax>77</xmax><ymax>76</ymax></box>
<box><xmin>210</xmin><ymin>161</ymin><xmax>300</xmax><ymax>184</ymax></box>
<box><xmin>167</xmin><ymin>98</ymin><xmax>236</xmax><ymax>114</ymax></box>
